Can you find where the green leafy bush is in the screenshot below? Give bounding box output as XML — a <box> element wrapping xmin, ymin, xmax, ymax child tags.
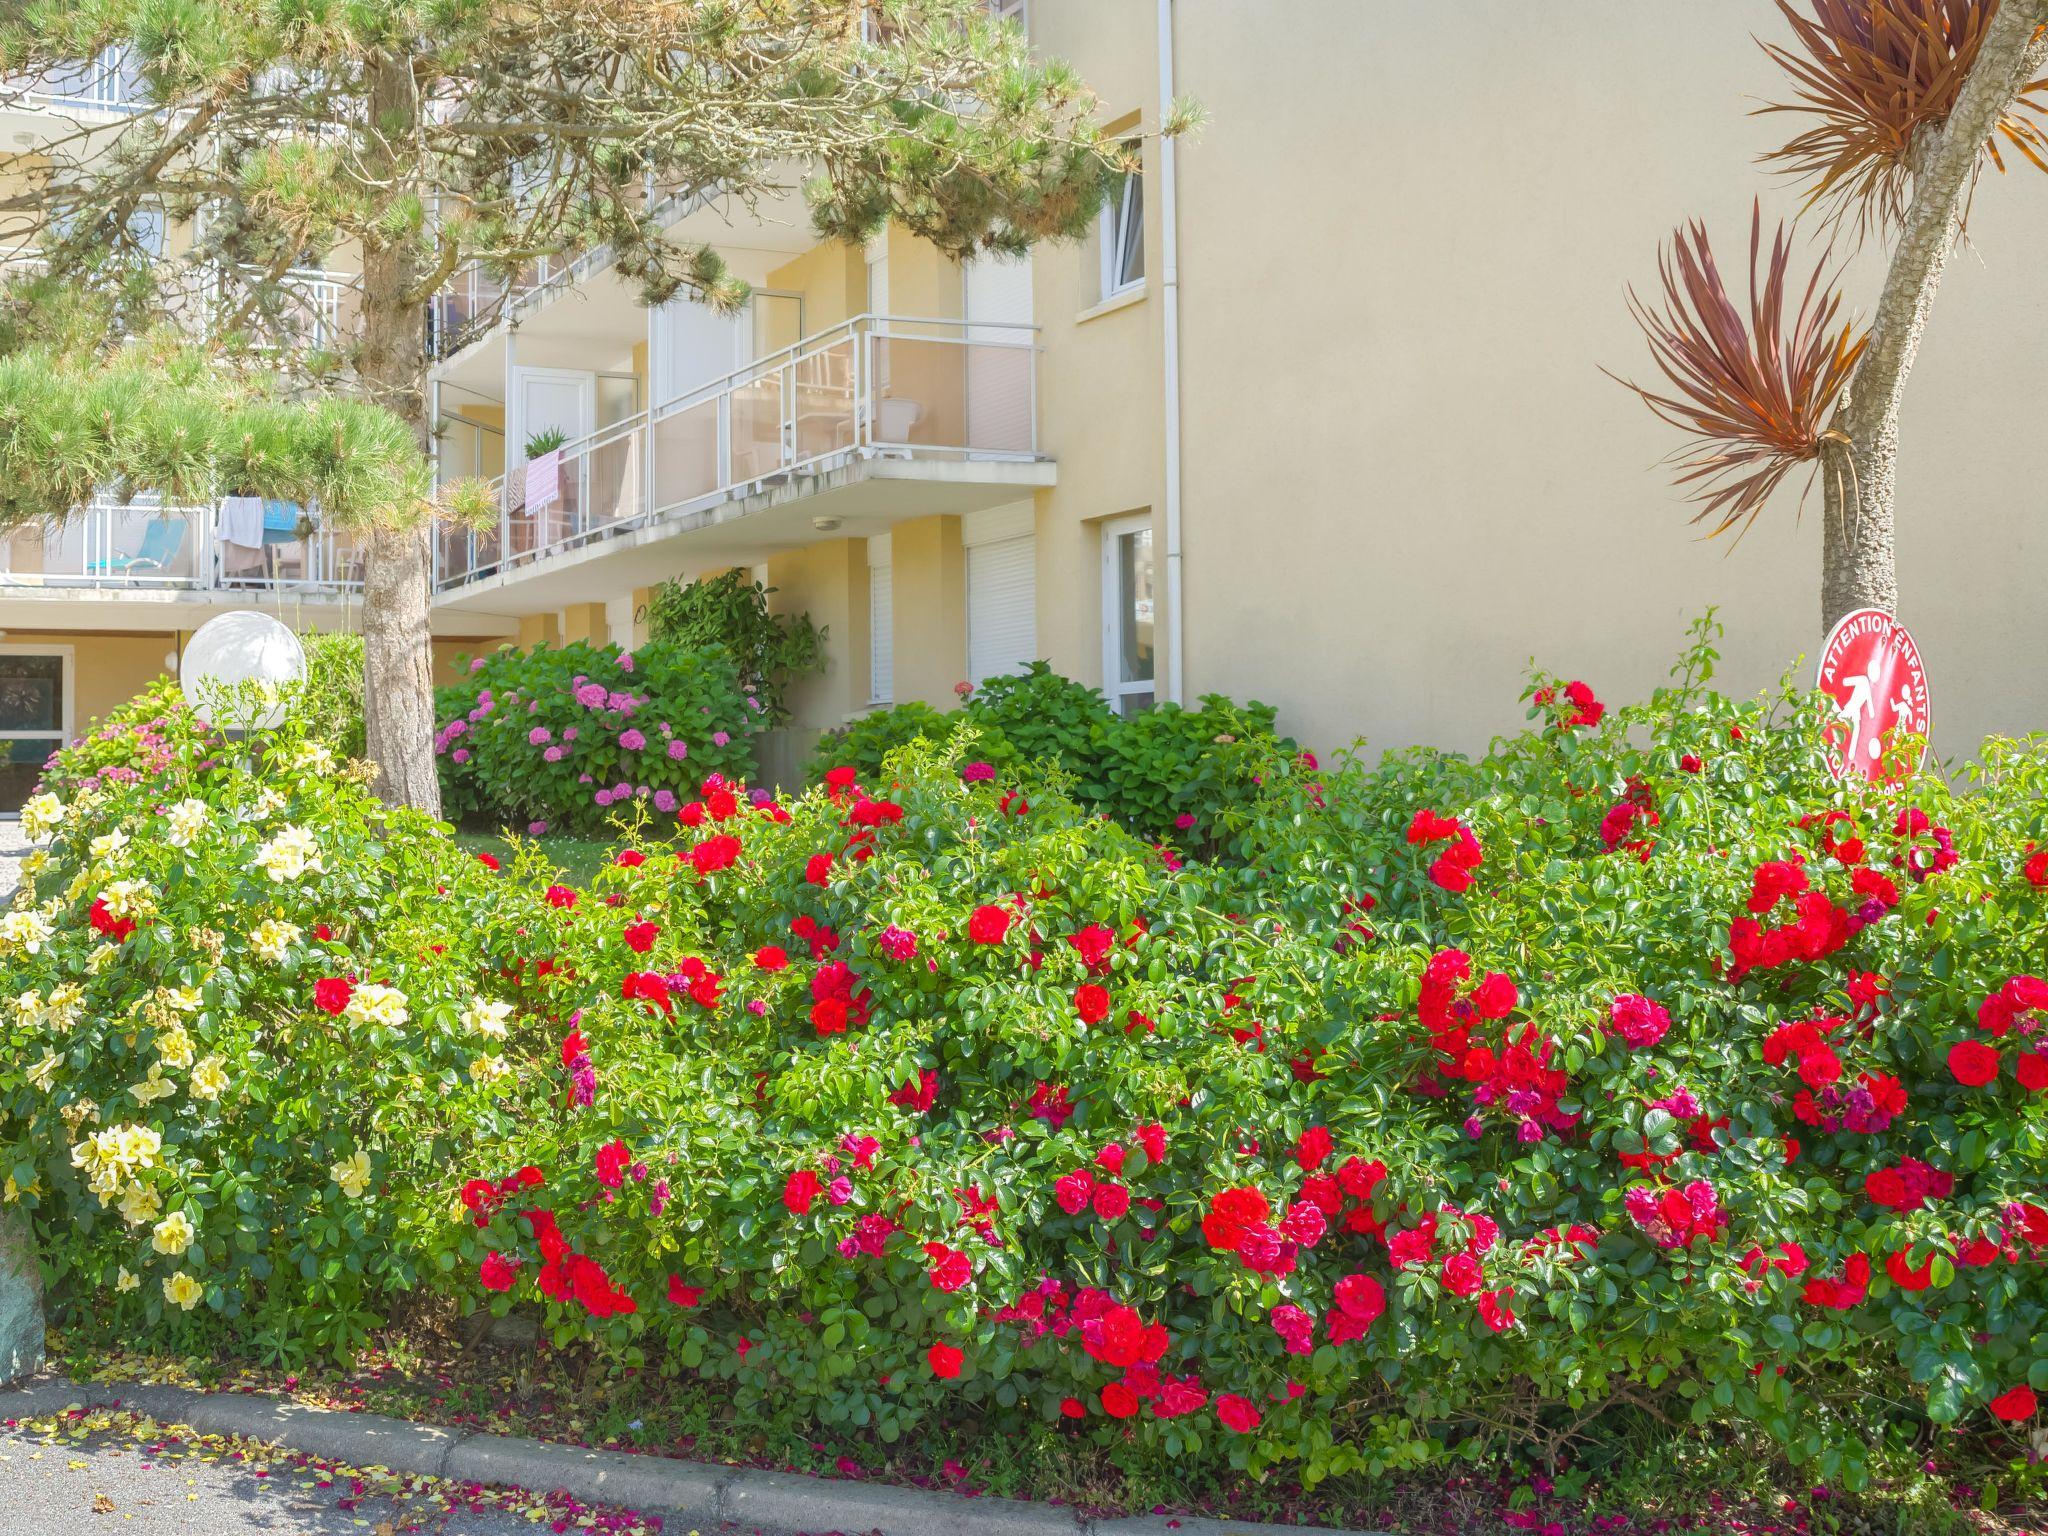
<box><xmin>435</xmin><ymin>638</ymin><xmax>760</xmax><ymax>835</ymax></box>
<box><xmin>36</xmin><ymin>678</ymin><xmax>198</xmax><ymax>799</ymax></box>
<box><xmin>2</xmin><ymin>717</ymin><xmax>528</xmax><ymax>1360</ymax></box>
<box><xmin>810</xmin><ymin>663</ymin><xmax>1296</xmax><ymax>849</ymax></box>
<box><xmin>645</xmin><ymin>569</ymin><xmax>826</xmax><ymax>725</ymax></box>
<box><xmin>298</xmin><ymin>631</ymin><xmax>366</xmax><ymax>761</ymax></box>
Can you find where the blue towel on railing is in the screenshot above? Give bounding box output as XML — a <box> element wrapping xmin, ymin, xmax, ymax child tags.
<box><xmin>261</xmin><ymin>499</ymin><xmax>302</xmax><ymax>543</ymax></box>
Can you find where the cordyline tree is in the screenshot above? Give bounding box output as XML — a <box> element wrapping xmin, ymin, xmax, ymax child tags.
<box><xmin>0</xmin><ymin>0</ymin><xmax>1130</xmax><ymax>813</ymax></box>
<box><xmin>1614</xmin><ymin>0</ymin><xmax>2048</xmax><ymax>633</ymax></box>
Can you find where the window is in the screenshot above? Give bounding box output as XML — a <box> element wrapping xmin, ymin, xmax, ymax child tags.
<box><xmin>1101</xmin><ymin>516</ymin><xmax>1154</xmax><ymax>715</ymax></box>
<box><xmin>986</xmin><ymin>0</ymin><xmax>1028</xmax><ymax>22</ymax></box>
<box><xmin>0</xmin><ymin>646</ymin><xmax>72</xmax><ymax>814</ymax></box>
<box><xmin>1099</xmin><ymin>142</ymin><xmax>1144</xmax><ymax>300</ymax></box>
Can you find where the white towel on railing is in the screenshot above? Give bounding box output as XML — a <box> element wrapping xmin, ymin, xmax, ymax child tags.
<box><xmin>524</xmin><ymin>449</ymin><xmax>562</xmax><ymax>509</ymax></box>
<box><xmin>218</xmin><ymin>495</ymin><xmax>264</xmax><ymax>548</ymax></box>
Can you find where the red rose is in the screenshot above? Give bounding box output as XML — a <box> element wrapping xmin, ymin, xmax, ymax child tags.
<box><xmin>544</xmin><ymin>884</ymin><xmax>577</xmax><ymax>909</ymax></box>
<box><xmin>615</xmin><ymin>849</ymin><xmax>646</xmax><ymax>868</ymax></box>
<box><xmin>2018</xmin><ymin>1052</ymin><xmax>2048</xmax><ymax>1093</ymax></box>
<box><xmin>1334</xmin><ymin>1273</ymin><xmax>1385</xmax><ymax>1325</ymax></box>
<box><xmin>479</xmin><ymin>1252</ymin><xmax>519</xmax><ymax>1292</ymax></box>
<box><xmin>1215</xmin><ymin>1394</ymin><xmax>1261</xmax><ymax>1434</ymax></box>
<box><xmin>966</xmin><ymin>904</ymin><xmax>1012</xmax><ymax>945</ymax></box>
<box><xmin>2026</xmin><ymin>848</ymin><xmax>2048</xmax><ymax>888</ymax></box>
<box><xmin>1293</xmin><ymin>1126</ymin><xmax>1333</xmax><ymax>1171</ymax></box>
<box><xmin>924</xmin><ymin>1241</ymin><xmax>972</xmax><ymax>1291</ymax></box>
<box><xmin>313</xmin><ymin>977</ymin><xmax>354</xmax><ymax>1016</ymax></box>
<box><xmin>1100</xmin><ymin>1381</ymin><xmax>1139</xmax><ymax>1419</ymax></box>
<box><xmin>926</xmin><ymin>1342</ymin><xmax>964</xmax><ymax>1380</ymax></box>
<box><xmin>667</xmin><ymin>1274</ymin><xmax>703</xmax><ymax>1308</ymax></box>
<box><xmin>1948</xmin><ymin>1039</ymin><xmax>2000</xmax><ymax>1087</ymax></box>
<box><xmin>1441</xmin><ymin>1251</ymin><xmax>1484</xmax><ymax>1298</ymax></box>
<box><xmin>753</xmin><ymin>945</ymin><xmax>788</xmax><ymax>971</ymax></box>
<box><xmin>1059</xmin><ymin>1396</ymin><xmax>1087</xmax><ymax>1419</ymax></box>
<box><xmin>804</xmin><ymin>853</ymin><xmax>833</xmax><ymax>886</ymax></box>
<box><xmin>782</xmin><ymin>1169</ymin><xmax>822</xmax><ymax>1215</ymax></box>
<box><xmin>1989</xmin><ymin>1384</ymin><xmax>2038</xmax><ymax>1422</ymax></box>
<box><xmin>1680</xmin><ymin>753</ymin><xmax>1703</xmax><ymax>774</ymax></box>
<box><xmin>1091</xmin><ymin>1183</ymin><xmax>1131</xmax><ymax>1221</ymax></box>
<box><xmin>474</xmin><ymin>852</ymin><xmax>500</xmax><ymax>871</ymax></box>
<box><xmin>1885</xmin><ymin>1250</ymin><xmax>1935</xmax><ymax>1292</ymax></box>
<box><xmin>623</xmin><ymin>920</ymin><xmax>658</xmax><ymax>954</ymax></box>
<box><xmin>1074</xmin><ymin>983</ymin><xmax>1111</xmax><ymax>1026</ymax></box>
<box><xmin>1471</xmin><ymin>972</ymin><xmax>1518</xmax><ymax>1019</ymax></box>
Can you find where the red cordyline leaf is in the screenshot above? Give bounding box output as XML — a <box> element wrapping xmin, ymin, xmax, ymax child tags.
<box><xmin>1609</xmin><ymin>203</ymin><xmax>1868</xmax><ymax>539</ymax></box>
<box><xmin>1756</xmin><ymin>0</ymin><xmax>2048</xmax><ymax>234</ymax></box>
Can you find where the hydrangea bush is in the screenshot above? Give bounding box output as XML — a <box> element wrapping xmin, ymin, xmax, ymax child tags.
<box><xmin>7</xmin><ymin>622</ymin><xmax>2048</xmax><ymax>1493</ymax></box>
<box><xmin>435</xmin><ymin>639</ymin><xmax>760</xmax><ymax>835</ymax></box>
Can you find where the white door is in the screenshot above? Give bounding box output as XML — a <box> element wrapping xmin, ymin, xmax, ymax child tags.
<box><xmin>509</xmin><ymin>367</ymin><xmax>595</xmax><ymax>464</ymax></box>
<box><xmin>964</xmin><ymin>506</ymin><xmax>1037</xmax><ymax>684</ymax></box>
<box><xmin>963</xmin><ymin>253</ymin><xmax>1033</xmax><ymax>452</ymax></box>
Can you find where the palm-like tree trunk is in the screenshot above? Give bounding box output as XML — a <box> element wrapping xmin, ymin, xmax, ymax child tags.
<box><xmin>1821</xmin><ymin>0</ymin><xmax>2048</xmax><ymax>632</ymax></box>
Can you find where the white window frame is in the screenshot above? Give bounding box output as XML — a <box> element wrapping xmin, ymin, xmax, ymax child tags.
<box><xmin>1098</xmin><ymin>141</ymin><xmax>1144</xmax><ymax>302</ymax></box>
<box><xmin>0</xmin><ymin>641</ymin><xmax>76</xmax><ymax>755</ymax></box>
<box><xmin>1100</xmin><ymin>515</ymin><xmax>1155</xmax><ymax>715</ymax></box>
<box><xmin>986</xmin><ymin>0</ymin><xmax>1028</xmax><ymax>24</ymax></box>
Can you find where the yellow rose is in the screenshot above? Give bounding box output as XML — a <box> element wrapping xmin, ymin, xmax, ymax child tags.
<box><xmin>115</xmin><ymin>1267</ymin><xmax>139</xmax><ymax>1293</ymax></box>
<box><xmin>162</xmin><ymin>1271</ymin><xmax>204</xmax><ymax>1310</ymax></box>
<box><xmin>151</xmin><ymin>1209</ymin><xmax>196</xmax><ymax>1257</ymax></box>
<box><xmin>331</xmin><ymin>1148</ymin><xmax>373</xmax><ymax>1199</ymax></box>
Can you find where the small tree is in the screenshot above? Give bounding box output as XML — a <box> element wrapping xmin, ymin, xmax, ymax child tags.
<box><xmin>1614</xmin><ymin>0</ymin><xmax>2048</xmax><ymax>632</ymax></box>
<box><xmin>645</xmin><ymin>569</ymin><xmax>826</xmax><ymax>726</ymax></box>
<box><xmin>0</xmin><ymin>1</ymin><xmax>1135</xmax><ymax>811</ymax></box>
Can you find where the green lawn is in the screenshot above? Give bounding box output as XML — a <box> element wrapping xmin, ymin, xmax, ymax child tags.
<box><xmin>452</xmin><ymin>830</ymin><xmax>617</xmax><ymax>887</ymax></box>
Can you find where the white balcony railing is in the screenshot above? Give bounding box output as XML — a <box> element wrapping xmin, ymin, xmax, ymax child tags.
<box><xmin>3</xmin><ymin>48</ymin><xmax>146</xmax><ymax>116</ymax></box>
<box><xmin>433</xmin><ymin>312</ymin><xmax>1040</xmax><ymax>591</ymax></box>
<box><xmin>0</xmin><ymin>498</ymin><xmax>364</xmax><ymax>595</ymax></box>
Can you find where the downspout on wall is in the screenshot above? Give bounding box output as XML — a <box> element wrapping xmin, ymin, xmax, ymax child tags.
<box><xmin>1157</xmin><ymin>0</ymin><xmax>1184</xmax><ymax>706</ymax></box>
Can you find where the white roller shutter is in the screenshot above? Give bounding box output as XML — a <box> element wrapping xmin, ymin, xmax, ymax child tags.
<box><xmin>963</xmin><ymin>253</ymin><xmax>1034</xmax><ymax>453</ymax></box>
<box><xmin>868</xmin><ymin>535</ymin><xmax>894</xmax><ymax>705</ymax></box>
<box><xmin>966</xmin><ymin>532</ymin><xmax>1036</xmax><ymax>684</ymax></box>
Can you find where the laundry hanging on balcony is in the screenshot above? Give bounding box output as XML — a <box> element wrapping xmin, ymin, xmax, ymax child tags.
<box><xmin>524</xmin><ymin>449</ymin><xmax>563</xmax><ymax>510</ymax></box>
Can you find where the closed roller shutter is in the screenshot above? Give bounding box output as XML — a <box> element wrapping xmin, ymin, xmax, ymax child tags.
<box><xmin>869</xmin><ymin>562</ymin><xmax>894</xmax><ymax>704</ymax></box>
<box><xmin>966</xmin><ymin>532</ymin><xmax>1036</xmax><ymax>684</ymax></box>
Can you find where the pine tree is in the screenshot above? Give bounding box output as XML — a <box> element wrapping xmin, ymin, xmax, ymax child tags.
<box><xmin>0</xmin><ymin>0</ymin><xmax>1127</xmax><ymax>810</ymax></box>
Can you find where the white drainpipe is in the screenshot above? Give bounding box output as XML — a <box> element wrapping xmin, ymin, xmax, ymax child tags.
<box><xmin>1157</xmin><ymin>0</ymin><xmax>1185</xmax><ymax>706</ymax></box>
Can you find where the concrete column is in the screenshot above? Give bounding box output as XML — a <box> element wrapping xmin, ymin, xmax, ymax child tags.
<box><xmin>890</xmin><ymin>514</ymin><xmax>967</xmax><ymax>709</ymax></box>
<box><xmin>516</xmin><ymin>612</ymin><xmax>561</xmax><ymax>648</ymax></box>
<box><xmin>559</xmin><ymin>604</ymin><xmax>608</xmax><ymax>645</ymax></box>
<box><xmin>0</xmin><ymin>1206</ymin><xmax>43</xmax><ymax>1385</ymax></box>
<box><xmin>629</xmin><ymin>585</ymin><xmax>660</xmax><ymax>648</ymax></box>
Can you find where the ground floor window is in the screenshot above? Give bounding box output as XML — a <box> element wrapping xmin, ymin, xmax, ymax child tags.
<box><xmin>0</xmin><ymin>645</ymin><xmax>72</xmax><ymax>813</ymax></box>
<box><xmin>1101</xmin><ymin>515</ymin><xmax>1155</xmax><ymax>715</ymax></box>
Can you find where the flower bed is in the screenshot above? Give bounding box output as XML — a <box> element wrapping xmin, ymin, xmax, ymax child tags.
<box><xmin>6</xmin><ymin>626</ymin><xmax>2048</xmax><ymax>1492</ymax></box>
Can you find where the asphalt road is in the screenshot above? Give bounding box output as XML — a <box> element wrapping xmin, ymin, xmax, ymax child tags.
<box><xmin>0</xmin><ymin>1413</ymin><xmax>666</xmax><ymax>1536</ymax></box>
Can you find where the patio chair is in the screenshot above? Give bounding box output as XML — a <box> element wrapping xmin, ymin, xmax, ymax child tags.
<box><xmin>86</xmin><ymin>517</ymin><xmax>187</xmax><ymax>577</ymax></box>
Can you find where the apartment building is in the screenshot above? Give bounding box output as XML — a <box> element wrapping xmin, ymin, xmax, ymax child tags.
<box><xmin>6</xmin><ymin>3</ymin><xmax>2047</xmax><ymax>813</ymax></box>
<box><xmin>421</xmin><ymin>0</ymin><xmax>2048</xmax><ymax>774</ymax></box>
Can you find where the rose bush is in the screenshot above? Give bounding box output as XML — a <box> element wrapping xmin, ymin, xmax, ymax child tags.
<box><xmin>2</xmin><ymin>712</ymin><xmax>534</xmax><ymax>1359</ymax></box>
<box><xmin>8</xmin><ymin>619</ymin><xmax>2048</xmax><ymax>1494</ymax></box>
<box><xmin>435</xmin><ymin>638</ymin><xmax>760</xmax><ymax>834</ymax></box>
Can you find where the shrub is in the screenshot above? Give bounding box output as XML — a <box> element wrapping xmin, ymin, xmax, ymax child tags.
<box><xmin>36</xmin><ymin>678</ymin><xmax>200</xmax><ymax>799</ymax></box>
<box><xmin>809</xmin><ymin>664</ymin><xmax>1297</xmax><ymax>853</ymax></box>
<box><xmin>12</xmin><ymin>626</ymin><xmax>2048</xmax><ymax>1493</ymax></box>
<box><xmin>297</xmin><ymin>632</ymin><xmax>367</xmax><ymax>761</ymax></box>
<box><xmin>1</xmin><ymin>716</ymin><xmax>529</xmax><ymax>1360</ymax></box>
<box><xmin>435</xmin><ymin>638</ymin><xmax>760</xmax><ymax>835</ymax></box>
<box><xmin>805</xmin><ymin>701</ymin><xmax>962</xmax><ymax>784</ymax></box>
<box><xmin>644</xmin><ymin>569</ymin><xmax>826</xmax><ymax>725</ymax></box>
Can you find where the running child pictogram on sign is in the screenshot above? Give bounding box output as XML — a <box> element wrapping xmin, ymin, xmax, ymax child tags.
<box><xmin>1816</xmin><ymin>608</ymin><xmax>1930</xmax><ymax>783</ymax></box>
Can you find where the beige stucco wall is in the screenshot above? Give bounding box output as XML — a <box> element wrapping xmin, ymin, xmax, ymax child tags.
<box><xmin>1144</xmin><ymin>0</ymin><xmax>2048</xmax><ymax>761</ymax></box>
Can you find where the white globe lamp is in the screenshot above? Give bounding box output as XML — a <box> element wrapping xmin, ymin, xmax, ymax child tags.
<box><xmin>180</xmin><ymin>611</ymin><xmax>306</xmax><ymax>730</ymax></box>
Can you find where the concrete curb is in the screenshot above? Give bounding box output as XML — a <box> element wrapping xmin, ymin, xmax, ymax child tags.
<box><xmin>0</xmin><ymin>1373</ymin><xmax>1389</xmax><ymax>1536</ymax></box>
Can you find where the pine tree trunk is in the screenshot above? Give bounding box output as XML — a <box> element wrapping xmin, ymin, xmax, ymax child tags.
<box><xmin>355</xmin><ymin>51</ymin><xmax>442</xmax><ymax>815</ymax></box>
<box><xmin>1820</xmin><ymin>0</ymin><xmax>2048</xmax><ymax>634</ymax></box>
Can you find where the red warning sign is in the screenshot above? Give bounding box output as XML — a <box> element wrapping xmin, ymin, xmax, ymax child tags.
<box><xmin>1816</xmin><ymin>608</ymin><xmax>1930</xmax><ymax>783</ymax></box>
